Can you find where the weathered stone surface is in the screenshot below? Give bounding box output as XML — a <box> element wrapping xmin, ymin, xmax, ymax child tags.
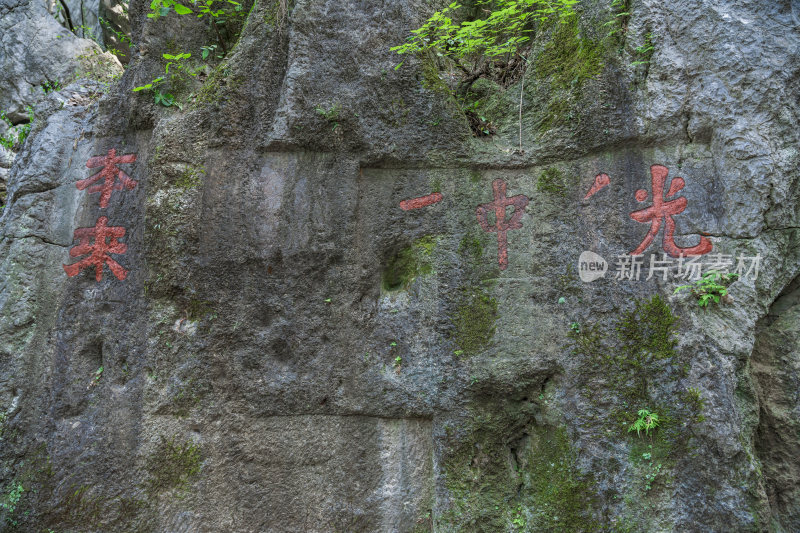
<box><xmin>0</xmin><ymin>0</ymin><xmax>120</xmax><ymax>120</ymax></box>
<box><xmin>99</xmin><ymin>0</ymin><xmax>131</xmax><ymax>64</ymax></box>
<box><xmin>0</xmin><ymin>0</ymin><xmax>799</xmax><ymax>531</ymax></box>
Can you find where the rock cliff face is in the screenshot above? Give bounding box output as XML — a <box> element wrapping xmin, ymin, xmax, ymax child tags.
<box><xmin>0</xmin><ymin>0</ymin><xmax>799</xmax><ymax>531</ymax></box>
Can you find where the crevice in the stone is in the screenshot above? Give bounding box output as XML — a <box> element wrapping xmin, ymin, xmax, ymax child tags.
<box><xmin>15</xmin><ymin>234</ymin><xmax>70</xmax><ymax>248</ymax></box>
<box><xmin>751</xmin><ymin>272</ymin><xmax>800</xmax><ymax>531</ymax></box>
<box><xmin>57</xmin><ymin>0</ymin><xmax>75</xmax><ymax>33</ymax></box>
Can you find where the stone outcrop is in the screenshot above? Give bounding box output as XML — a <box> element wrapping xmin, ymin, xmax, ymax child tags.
<box><xmin>0</xmin><ymin>0</ymin><xmax>798</xmax><ymax>531</ymax></box>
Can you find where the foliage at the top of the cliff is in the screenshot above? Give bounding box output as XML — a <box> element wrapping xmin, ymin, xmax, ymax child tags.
<box><xmin>391</xmin><ymin>0</ymin><xmax>578</xmax><ymax>62</ymax></box>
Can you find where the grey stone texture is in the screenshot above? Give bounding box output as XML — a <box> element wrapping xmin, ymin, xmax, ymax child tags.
<box><xmin>0</xmin><ymin>0</ymin><xmax>799</xmax><ymax>531</ymax></box>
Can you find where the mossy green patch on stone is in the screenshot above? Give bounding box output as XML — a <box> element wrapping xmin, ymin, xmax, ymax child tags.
<box><xmin>571</xmin><ymin>295</ymin><xmax>679</xmax><ymax>404</ymax></box>
<box><xmin>145</xmin><ymin>436</ymin><xmax>202</xmax><ymax>494</ymax></box>
<box><xmin>536</xmin><ymin>167</ymin><xmax>568</xmax><ymax>196</ymax></box>
<box><xmin>452</xmin><ymin>286</ymin><xmax>497</xmax><ymax>355</ymax></box>
<box><xmin>534</xmin><ymin>16</ymin><xmax>604</xmax><ymax>132</ymax></box>
<box><xmin>186</xmin><ymin>299</ymin><xmax>215</xmax><ymax>321</ymax></box>
<box><xmin>441</xmin><ymin>401</ymin><xmax>600</xmax><ymax>532</ymax></box>
<box><xmin>419</xmin><ymin>51</ymin><xmax>455</xmax><ymax>98</ymax></box>
<box><xmin>263</xmin><ymin>0</ymin><xmax>293</xmax><ymax>29</ymax></box>
<box><xmin>175</xmin><ymin>165</ymin><xmax>205</xmax><ymax>190</ymax></box>
<box><xmin>458</xmin><ymin>232</ymin><xmax>483</xmax><ymax>261</ymax></box>
<box><xmin>382</xmin><ymin>235</ymin><xmax>438</xmax><ymax>291</ymax></box>
<box><xmin>616</xmin><ymin>294</ymin><xmax>678</xmax><ymax>362</ymax></box>
<box><xmin>520</xmin><ymin>426</ymin><xmax>600</xmax><ymax>531</ymax></box>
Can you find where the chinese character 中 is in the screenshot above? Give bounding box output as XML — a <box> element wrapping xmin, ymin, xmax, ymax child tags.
<box><xmin>63</xmin><ymin>216</ymin><xmax>129</xmax><ymax>281</ymax></box>
<box><xmin>77</xmin><ymin>148</ymin><xmax>137</xmax><ymax>208</ymax></box>
<box><xmin>630</xmin><ymin>165</ymin><xmax>712</xmax><ymax>257</ymax></box>
<box><xmin>476</xmin><ymin>178</ymin><xmax>529</xmax><ymax>271</ymax></box>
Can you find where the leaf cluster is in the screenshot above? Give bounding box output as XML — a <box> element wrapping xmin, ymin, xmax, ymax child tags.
<box><xmin>0</xmin><ymin>106</ymin><xmax>34</xmax><ymax>151</ymax></box>
<box><xmin>391</xmin><ymin>0</ymin><xmax>577</xmax><ymax>64</ymax></box>
<box><xmin>674</xmin><ymin>270</ymin><xmax>738</xmax><ymax>307</ymax></box>
<box><xmin>628</xmin><ymin>408</ymin><xmax>659</xmax><ymax>437</ymax></box>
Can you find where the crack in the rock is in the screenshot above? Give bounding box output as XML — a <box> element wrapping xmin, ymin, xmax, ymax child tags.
<box><xmin>8</xmin><ymin>182</ymin><xmax>61</xmax><ymax>203</ymax></box>
<box><xmin>16</xmin><ymin>234</ymin><xmax>70</xmax><ymax>248</ymax></box>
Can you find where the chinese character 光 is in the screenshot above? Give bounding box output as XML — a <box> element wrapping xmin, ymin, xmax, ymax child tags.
<box><xmin>77</xmin><ymin>148</ymin><xmax>137</xmax><ymax>208</ymax></box>
<box><xmin>630</xmin><ymin>165</ymin><xmax>712</xmax><ymax>257</ymax></box>
<box><xmin>63</xmin><ymin>216</ymin><xmax>129</xmax><ymax>281</ymax></box>
<box><xmin>476</xmin><ymin>178</ymin><xmax>529</xmax><ymax>270</ymax></box>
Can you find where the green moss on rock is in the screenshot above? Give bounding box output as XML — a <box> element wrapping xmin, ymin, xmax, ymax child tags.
<box><xmin>175</xmin><ymin>165</ymin><xmax>205</xmax><ymax>190</ymax></box>
<box><xmin>442</xmin><ymin>404</ymin><xmax>599</xmax><ymax>532</ymax></box>
<box><xmin>382</xmin><ymin>235</ymin><xmax>438</xmax><ymax>291</ymax></box>
<box><xmin>452</xmin><ymin>287</ymin><xmax>497</xmax><ymax>355</ymax></box>
<box><xmin>145</xmin><ymin>436</ymin><xmax>202</xmax><ymax>494</ymax></box>
<box><xmin>520</xmin><ymin>426</ymin><xmax>600</xmax><ymax>531</ymax></box>
<box><xmin>534</xmin><ymin>16</ymin><xmax>604</xmax><ymax>131</ymax></box>
<box><xmin>536</xmin><ymin>167</ymin><xmax>568</xmax><ymax>196</ymax></box>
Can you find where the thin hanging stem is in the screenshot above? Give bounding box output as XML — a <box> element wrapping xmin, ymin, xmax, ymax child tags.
<box><xmin>518</xmin><ymin>56</ymin><xmax>528</xmax><ymax>153</ymax></box>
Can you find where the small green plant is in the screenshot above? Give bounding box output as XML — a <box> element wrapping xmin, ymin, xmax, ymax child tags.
<box><xmin>390</xmin><ymin>341</ymin><xmax>397</xmax><ymax>347</ymax></box>
<box><xmin>631</xmin><ymin>32</ymin><xmax>654</xmax><ymax>66</ymax></box>
<box><xmin>453</xmin><ymin>349</ymin><xmax>464</xmax><ymax>357</ymax></box>
<box><xmin>149</xmin><ymin>0</ymin><xmax>242</xmax><ymax>55</ymax></box>
<box><xmin>315</xmin><ymin>103</ymin><xmax>341</xmax><ymax>130</ymax></box>
<box><xmin>684</xmin><ymin>387</ymin><xmax>706</xmax><ymax>422</ymax></box>
<box><xmin>100</xmin><ymin>16</ymin><xmax>133</xmax><ymax>49</ymax></box>
<box><xmin>511</xmin><ymin>504</ymin><xmax>526</xmax><ymax>528</ymax></box>
<box><xmin>132</xmin><ymin>77</ymin><xmax>165</xmax><ymax>93</ymax></box>
<box><xmin>1</xmin><ymin>482</ymin><xmax>24</xmax><ymax>526</ymax></box>
<box><xmin>0</xmin><ymin>106</ymin><xmax>34</xmax><ymax>150</ymax></box>
<box><xmin>628</xmin><ymin>408</ymin><xmax>659</xmax><ymax>438</ymax></box>
<box><xmin>41</xmin><ymin>80</ymin><xmax>62</xmax><ymax>94</ymax></box>
<box><xmin>133</xmin><ymin>52</ymin><xmax>197</xmax><ymax>106</ymax></box>
<box><xmin>164</xmin><ymin>52</ymin><xmax>193</xmax><ymax>75</ymax></box>
<box><xmin>570</xmin><ymin>322</ymin><xmax>580</xmax><ymax>333</ymax></box>
<box><xmin>154</xmin><ymin>90</ymin><xmax>179</xmax><ymax>107</ymax></box>
<box><xmin>88</xmin><ymin>366</ymin><xmax>104</xmax><ymax>389</ymax></box>
<box><xmin>605</xmin><ymin>0</ymin><xmax>631</xmax><ymax>39</ymax></box>
<box><xmin>391</xmin><ymin>0</ymin><xmax>577</xmax><ymax>68</ymax></box>
<box><xmin>674</xmin><ymin>270</ymin><xmax>738</xmax><ymax>307</ymax></box>
<box><xmin>640</xmin><ymin>449</ymin><xmax>662</xmax><ymax>491</ymax></box>
<box><xmin>394</xmin><ymin>356</ymin><xmax>402</xmax><ymax>367</ymax></box>
<box><xmin>201</xmin><ymin>44</ymin><xmax>221</xmax><ymax>60</ymax></box>
<box><xmin>148</xmin><ymin>0</ymin><xmax>194</xmax><ymax>18</ymax></box>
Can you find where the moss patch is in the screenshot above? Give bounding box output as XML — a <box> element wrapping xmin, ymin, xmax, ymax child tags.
<box><xmin>571</xmin><ymin>295</ymin><xmax>679</xmax><ymax>405</ymax></box>
<box><xmin>536</xmin><ymin>167</ymin><xmax>568</xmax><ymax>196</ymax></box>
<box><xmin>458</xmin><ymin>232</ymin><xmax>483</xmax><ymax>261</ymax></box>
<box><xmin>442</xmin><ymin>403</ymin><xmax>600</xmax><ymax>532</ymax></box>
<box><xmin>175</xmin><ymin>165</ymin><xmax>205</xmax><ymax>190</ymax></box>
<box><xmin>452</xmin><ymin>286</ymin><xmax>498</xmax><ymax>355</ymax></box>
<box><xmin>145</xmin><ymin>436</ymin><xmax>202</xmax><ymax>494</ymax></box>
<box><xmin>520</xmin><ymin>426</ymin><xmax>600</xmax><ymax>531</ymax></box>
<box><xmin>382</xmin><ymin>235</ymin><xmax>438</xmax><ymax>291</ymax></box>
<box><xmin>534</xmin><ymin>16</ymin><xmax>604</xmax><ymax>131</ymax></box>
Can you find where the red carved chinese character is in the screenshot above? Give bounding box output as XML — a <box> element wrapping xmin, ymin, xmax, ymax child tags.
<box><xmin>630</xmin><ymin>165</ymin><xmax>712</xmax><ymax>257</ymax></box>
<box><xmin>476</xmin><ymin>179</ymin><xmax>529</xmax><ymax>270</ymax></box>
<box><xmin>584</xmin><ymin>173</ymin><xmax>610</xmax><ymax>200</ymax></box>
<box><xmin>63</xmin><ymin>216</ymin><xmax>129</xmax><ymax>281</ymax></box>
<box><xmin>400</xmin><ymin>192</ymin><xmax>443</xmax><ymax>211</ymax></box>
<box><xmin>77</xmin><ymin>148</ymin><xmax>137</xmax><ymax>208</ymax></box>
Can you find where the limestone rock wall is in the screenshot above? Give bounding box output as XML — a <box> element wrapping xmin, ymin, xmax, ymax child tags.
<box><xmin>0</xmin><ymin>0</ymin><xmax>799</xmax><ymax>531</ymax></box>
